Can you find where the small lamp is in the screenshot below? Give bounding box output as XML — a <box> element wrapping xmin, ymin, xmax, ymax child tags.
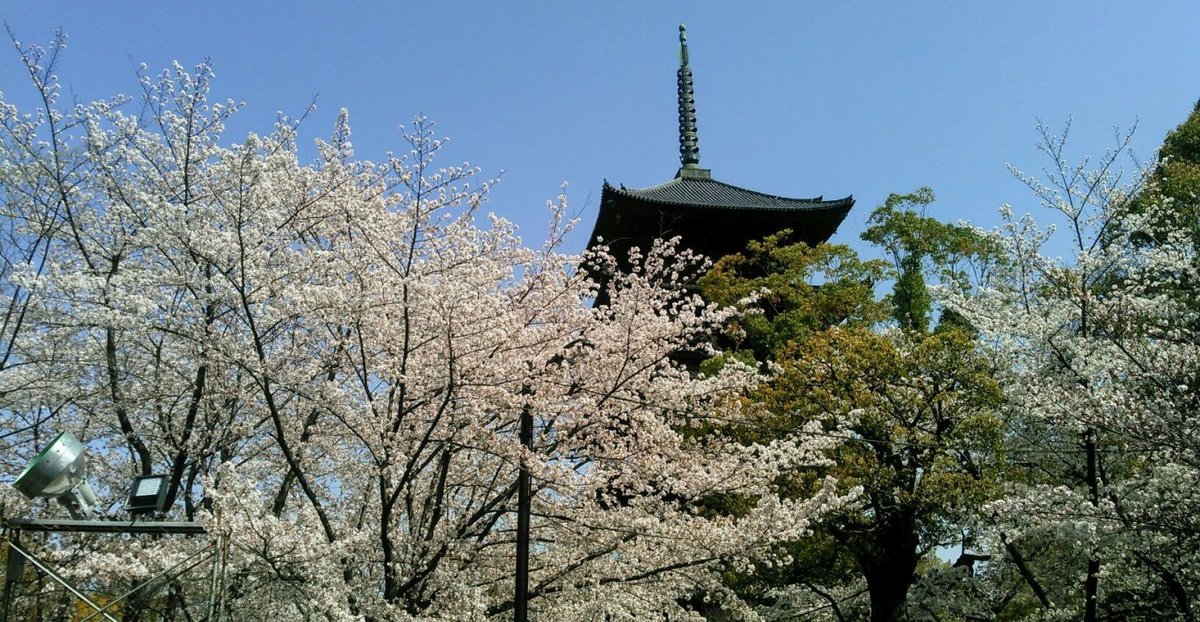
<box><xmin>126</xmin><ymin>475</ymin><xmax>169</xmax><ymax>516</ymax></box>
<box><xmin>12</xmin><ymin>431</ymin><xmax>98</xmax><ymax>519</ymax></box>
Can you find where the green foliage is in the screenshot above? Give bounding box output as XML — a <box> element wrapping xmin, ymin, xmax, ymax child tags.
<box><xmin>699</xmin><ymin>197</ymin><xmax>1007</xmax><ymax>620</ymax></box>
<box><xmin>1161</xmin><ymin>100</ymin><xmax>1200</xmax><ymax>163</ymax></box>
<box><xmin>1125</xmin><ymin>101</ymin><xmax>1200</xmax><ymax>246</ymax></box>
<box><xmin>768</xmin><ymin>325</ymin><xmax>1005</xmax><ymax>538</ymax></box>
<box><xmin>861</xmin><ymin>187</ymin><xmax>998</xmax><ymax>332</ymax></box>
<box><xmin>893</xmin><ymin>255</ymin><xmax>931</xmax><ymax>333</ymax></box>
<box><xmin>698</xmin><ymin>232</ymin><xmax>889</xmax><ymax>361</ymax></box>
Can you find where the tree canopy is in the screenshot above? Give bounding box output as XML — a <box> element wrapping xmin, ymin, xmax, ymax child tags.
<box><xmin>0</xmin><ymin>42</ymin><xmax>851</xmax><ymax>621</ymax></box>
<box><xmin>1</xmin><ymin>34</ymin><xmax>1199</xmax><ymax>622</ymax></box>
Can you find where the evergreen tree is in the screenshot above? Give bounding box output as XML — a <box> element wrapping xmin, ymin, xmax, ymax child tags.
<box><xmin>699</xmin><ymin>193</ymin><xmax>1005</xmax><ymax>622</ymax></box>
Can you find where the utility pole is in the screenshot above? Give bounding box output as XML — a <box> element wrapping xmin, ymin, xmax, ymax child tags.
<box><xmin>514</xmin><ymin>403</ymin><xmax>532</xmax><ymax>622</ymax></box>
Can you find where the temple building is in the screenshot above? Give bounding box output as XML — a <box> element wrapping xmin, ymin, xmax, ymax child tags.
<box><xmin>585</xmin><ymin>26</ymin><xmax>854</xmax><ymax>269</ymax></box>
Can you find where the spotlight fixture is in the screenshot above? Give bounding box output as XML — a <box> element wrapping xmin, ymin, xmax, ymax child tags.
<box><xmin>12</xmin><ymin>431</ymin><xmax>98</xmax><ymax>519</ymax></box>
<box><xmin>125</xmin><ymin>474</ymin><xmax>169</xmax><ymax>516</ymax></box>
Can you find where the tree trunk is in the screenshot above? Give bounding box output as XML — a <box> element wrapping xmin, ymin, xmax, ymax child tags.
<box><xmin>863</xmin><ymin>563</ymin><xmax>915</xmax><ymax>622</ymax></box>
<box><xmin>858</xmin><ymin>513</ymin><xmax>920</xmax><ymax>622</ymax></box>
<box><xmin>1084</xmin><ymin>429</ymin><xmax>1100</xmax><ymax>622</ymax></box>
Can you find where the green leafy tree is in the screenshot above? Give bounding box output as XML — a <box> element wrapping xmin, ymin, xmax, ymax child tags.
<box><xmin>861</xmin><ymin>187</ymin><xmax>997</xmax><ymax>333</ymax></box>
<box><xmin>699</xmin><ymin>194</ymin><xmax>1006</xmax><ymax>622</ymax></box>
<box><xmin>1125</xmin><ymin>101</ymin><xmax>1200</xmax><ymax>247</ymax></box>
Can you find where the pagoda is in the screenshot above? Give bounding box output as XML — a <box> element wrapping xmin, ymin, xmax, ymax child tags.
<box><xmin>585</xmin><ymin>26</ymin><xmax>854</xmax><ymax>269</ymax></box>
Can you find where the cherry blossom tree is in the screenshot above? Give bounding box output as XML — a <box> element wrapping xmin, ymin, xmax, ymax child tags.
<box><xmin>0</xmin><ymin>35</ymin><xmax>853</xmax><ymax>621</ymax></box>
<box><xmin>943</xmin><ymin>120</ymin><xmax>1200</xmax><ymax>621</ymax></box>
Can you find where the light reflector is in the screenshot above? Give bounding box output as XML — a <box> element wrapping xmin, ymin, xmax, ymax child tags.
<box><xmin>12</xmin><ymin>431</ymin><xmax>97</xmax><ymax>519</ymax></box>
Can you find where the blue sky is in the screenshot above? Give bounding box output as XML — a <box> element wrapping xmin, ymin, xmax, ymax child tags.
<box><xmin>2</xmin><ymin>2</ymin><xmax>1196</xmax><ymax>257</ymax></box>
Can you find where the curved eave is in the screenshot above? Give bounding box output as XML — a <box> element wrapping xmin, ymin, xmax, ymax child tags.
<box><xmin>586</xmin><ymin>180</ymin><xmax>854</xmax><ymax>254</ymax></box>
<box><xmin>601</xmin><ymin>178</ymin><xmax>854</xmax><ymax>213</ymax></box>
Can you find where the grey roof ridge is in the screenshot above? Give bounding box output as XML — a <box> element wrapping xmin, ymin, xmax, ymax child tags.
<box><xmin>602</xmin><ymin>177</ymin><xmax>853</xmax><ymax>210</ymax></box>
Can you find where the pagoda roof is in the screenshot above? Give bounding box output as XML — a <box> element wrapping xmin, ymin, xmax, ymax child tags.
<box><xmin>583</xmin><ymin>25</ymin><xmax>855</xmax><ymax>283</ymax></box>
<box><xmin>602</xmin><ymin>175</ymin><xmax>853</xmax><ymax>212</ymax></box>
<box><xmin>585</xmin><ymin>176</ymin><xmax>854</xmax><ymax>266</ymax></box>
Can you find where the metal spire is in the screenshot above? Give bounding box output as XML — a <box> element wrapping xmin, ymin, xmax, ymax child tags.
<box><xmin>677</xmin><ymin>24</ymin><xmax>703</xmax><ymax>174</ymax></box>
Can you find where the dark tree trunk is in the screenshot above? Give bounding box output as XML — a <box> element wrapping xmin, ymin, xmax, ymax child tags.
<box><xmin>857</xmin><ymin>512</ymin><xmax>920</xmax><ymax>622</ymax></box>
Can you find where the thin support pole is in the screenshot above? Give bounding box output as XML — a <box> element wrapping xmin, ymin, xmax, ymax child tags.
<box><xmin>5</xmin><ymin>540</ymin><xmax>120</xmax><ymax>622</ymax></box>
<box><xmin>514</xmin><ymin>404</ymin><xmax>533</xmax><ymax>622</ymax></box>
<box><xmin>2</xmin><ymin>536</ymin><xmax>25</xmax><ymax>622</ymax></box>
<box><xmin>218</xmin><ymin>534</ymin><xmax>230</xmax><ymax>621</ymax></box>
<box><xmin>206</xmin><ymin>531</ymin><xmax>226</xmax><ymax>622</ymax></box>
<box><xmin>76</xmin><ymin>543</ymin><xmax>215</xmax><ymax>622</ymax></box>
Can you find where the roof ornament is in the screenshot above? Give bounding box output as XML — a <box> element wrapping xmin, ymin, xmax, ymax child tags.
<box><xmin>679</xmin><ymin>23</ymin><xmax>690</xmax><ymax>67</ymax></box>
<box><xmin>677</xmin><ymin>24</ymin><xmax>707</xmax><ymax>178</ymax></box>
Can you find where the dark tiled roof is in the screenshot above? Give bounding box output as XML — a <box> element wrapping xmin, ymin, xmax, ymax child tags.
<box><xmin>603</xmin><ymin>176</ymin><xmax>853</xmax><ymax>212</ymax></box>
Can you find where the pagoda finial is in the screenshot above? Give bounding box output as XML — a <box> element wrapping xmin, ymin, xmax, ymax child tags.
<box><xmin>677</xmin><ymin>24</ymin><xmax>702</xmax><ymax>173</ymax></box>
<box><xmin>679</xmin><ymin>24</ymin><xmax>690</xmax><ymax>67</ymax></box>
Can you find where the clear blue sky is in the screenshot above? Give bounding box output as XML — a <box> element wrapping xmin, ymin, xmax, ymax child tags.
<box><xmin>2</xmin><ymin>2</ymin><xmax>1196</xmax><ymax>256</ymax></box>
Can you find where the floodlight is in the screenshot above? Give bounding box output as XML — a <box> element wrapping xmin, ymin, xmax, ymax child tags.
<box><xmin>126</xmin><ymin>474</ymin><xmax>169</xmax><ymax>516</ymax></box>
<box><xmin>12</xmin><ymin>431</ymin><xmax>98</xmax><ymax>519</ymax></box>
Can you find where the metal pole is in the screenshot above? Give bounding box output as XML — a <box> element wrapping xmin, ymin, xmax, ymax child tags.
<box><xmin>5</xmin><ymin>540</ymin><xmax>120</xmax><ymax>622</ymax></box>
<box><xmin>206</xmin><ymin>531</ymin><xmax>224</xmax><ymax>622</ymax></box>
<box><xmin>2</xmin><ymin>515</ymin><xmax>208</xmax><ymax>620</ymax></box>
<box><xmin>514</xmin><ymin>404</ymin><xmax>532</xmax><ymax>622</ymax></box>
<box><xmin>217</xmin><ymin>535</ymin><xmax>229</xmax><ymax>622</ymax></box>
<box><xmin>76</xmin><ymin>544</ymin><xmax>214</xmax><ymax>622</ymax></box>
<box><xmin>2</xmin><ymin>536</ymin><xmax>25</xmax><ymax>622</ymax></box>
